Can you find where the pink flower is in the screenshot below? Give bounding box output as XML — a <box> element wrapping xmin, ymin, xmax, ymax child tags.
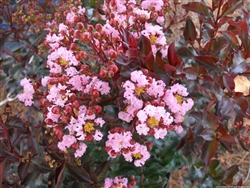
<box><xmin>66</xmin><ymin>11</ymin><xmax>76</xmax><ymax>24</ymax></box>
<box><xmin>58</xmin><ymin>135</ymin><xmax>76</xmax><ymax>152</ymax></box>
<box><xmin>163</xmin><ymin>83</ymin><xmax>194</xmax><ymax>116</ymax></box>
<box><xmin>104</xmin><ymin>176</ymin><xmax>129</xmax><ymax>188</ymax></box>
<box><xmin>74</xmin><ymin>142</ymin><xmax>87</xmax><ymax>158</ymax></box>
<box><xmin>18</xmin><ymin>78</ymin><xmax>35</xmax><ymax>106</ymax></box>
<box><xmin>141</xmin><ymin>0</ymin><xmax>164</xmax><ymax>11</ymax></box>
<box><xmin>123</xmin><ymin>143</ymin><xmax>150</xmax><ymax>167</ymax></box>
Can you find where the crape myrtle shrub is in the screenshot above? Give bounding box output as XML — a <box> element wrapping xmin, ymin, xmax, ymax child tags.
<box><xmin>0</xmin><ymin>0</ymin><xmax>250</xmax><ymax>187</ymax></box>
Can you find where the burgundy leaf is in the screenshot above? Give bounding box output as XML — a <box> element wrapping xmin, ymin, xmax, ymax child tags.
<box><xmin>223</xmin><ymin>165</ymin><xmax>239</xmax><ymax>185</ymax></box>
<box><xmin>220</xmin><ymin>0</ymin><xmax>243</xmax><ymax>17</ymax></box>
<box><xmin>222</xmin><ymin>73</ymin><xmax>235</xmax><ymax>91</ymax></box>
<box><xmin>201</xmin><ymin>138</ymin><xmax>219</xmax><ymax>167</ymax></box>
<box><xmin>217</xmin><ymin>124</ymin><xmax>236</xmax><ymax>149</ymax></box>
<box><xmin>156</xmin><ymin>51</ymin><xmax>166</xmax><ymax>70</ymax></box>
<box><xmin>55</xmin><ymin>162</ymin><xmax>65</xmax><ymax>187</ymax></box>
<box><xmin>182</xmin><ymin>2</ymin><xmax>212</xmax><ymax>18</ymax></box>
<box><xmin>167</xmin><ymin>41</ymin><xmax>179</xmax><ymax>66</ymax></box>
<box><xmin>18</xmin><ymin>162</ymin><xmax>30</xmax><ymax>182</ymax></box>
<box><xmin>193</xmin><ymin>55</ymin><xmax>219</xmax><ymax>70</ymax></box>
<box><xmin>222</xmin><ymin>31</ymin><xmax>239</xmax><ymax>49</ymax></box>
<box><xmin>199</xmin><ymin>128</ymin><xmax>215</xmax><ymax>141</ymax></box>
<box><xmin>184</xmin><ymin>17</ymin><xmax>197</xmax><ymax>42</ymax></box>
<box><xmin>164</xmin><ymin>64</ymin><xmax>176</xmax><ymax>73</ymax></box>
<box><xmin>184</xmin><ymin>67</ymin><xmax>198</xmax><ymax>80</ymax></box>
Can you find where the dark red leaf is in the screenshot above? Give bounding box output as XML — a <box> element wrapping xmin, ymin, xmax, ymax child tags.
<box><xmin>0</xmin><ymin>158</ymin><xmax>7</xmax><ymax>185</ymax></box>
<box><xmin>95</xmin><ymin>161</ymin><xmax>110</xmax><ymax>182</ymax></box>
<box><xmin>182</xmin><ymin>2</ymin><xmax>212</xmax><ymax>18</ymax></box>
<box><xmin>138</xmin><ymin>35</ymin><xmax>155</xmax><ymax>71</ymax></box>
<box><xmin>164</xmin><ymin>64</ymin><xmax>176</xmax><ymax>73</ymax></box>
<box><xmin>233</xmin><ymin>94</ymin><xmax>250</xmax><ymax>117</ymax></box>
<box><xmin>201</xmin><ymin>138</ymin><xmax>219</xmax><ymax>167</ymax></box>
<box><xmin>222</xmin><ymin>73</ymin><xmax>235</xmax><ymax>91</ymax></box>
<box><xmin>220</xmin><ymin>0</ymin><xmax>243</xmax><ymax>17</ymax></box>
<box><xmin>222</xmin><ymin>31</ymin><xmax>239</xmax><ymax>49</ymax></box>
<box><xmin>66</xmin><ymin>163</ymin><xmax>93</xmax><ymax>184</ymax></box>
<box><xmin>228</xmin><ymin>19</ymin><xmax>248</xmax><ymax>33</ymax></box>
<box><xmin>184</xmin><ymin>67</ymin><xmax>197</xmax><ymax>80</ymax></box>
<box><xmin>223</xmin><ymin>165</ymin><xmax>239</xmax><ymax>185</ymax></box>
<box><xmin>199</xmin><ymin>128</ymin><xmax>215</xmax><ymax>141</ymax></box>
<box><xmin>217</xmin><ymin>124</ymin><xmax>236</xmax><ymax>148</ymax></box>
<box><xmin>184</xmin><ymin>17</ymin><xmax>197</xmax><ymax>42</ymax></box>
<box><xmin>202</xmin><ymin>111</ymin><xmax>219</xmax><ymax>130</ymax></box>
<box><xmin>231</xmin><ymin>61</ymin><xmax>250</xmax><ymax>76</ymax></box>
<box><xmin>212</xmin><ymin>0</ymin><xmax>223</xmax><ymax>10</ymax></box>
<box><xmin>156</xmin><ymin>51</ymin><xmax>166</xmax><ymax>70</ymax></box>
<box><xmin>18</xmin><ymin>162</ymin><xmax>30</xmax><ymax>182</ymax></box>
<box><xmin>193</xmin><ymin>55</ymin><xmax>219</xmax><ymax>70</ymax></box>
<box><xmin>167</xmin><ymin>41</ymin><xmax>179</xmax><ymax>66</ymax></box>
<box><xmin>237</xmin><ymin>178</ymin><xmax>243</xmax><ymax>186</ymax></box>
<box><xmin>55</xmin><ymin>162</ymin><xmax>65</xmax><ymax>187</ymax></box>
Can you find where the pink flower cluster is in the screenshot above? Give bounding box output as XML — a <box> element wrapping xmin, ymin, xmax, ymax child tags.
<box><xmin>18</xmin><ymin>78</ymin><xmax>35</xmax><ymax>106</ymax></box>
<box><xmin>103</xmin><ymin>176</ymin><xmax>136</xmax><ymax>188</ymax></box>
<box><xmin>101</xmin><ymin>0</ymin><xmax>171</xmax><ymax>57</ymax></box>
<box><xmin>105</xmin><ymin>127</ymin><xmax>150</xmax><ymax>167</ymax></box>
<box><xmin>118</xmin><ymin>70</ymin><xmax>193</xmax><ymax>138</ymax></box>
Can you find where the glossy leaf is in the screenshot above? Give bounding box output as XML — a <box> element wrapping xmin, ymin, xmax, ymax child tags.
<box><xmin>222</xmin><ymin>73</ymin><xmax>235</xmax><ymax>91</ymax></box>
<box><xmin>193</xmin><ymin>55</ymin><xmax>219</xmax><ymax>71</ymax></box>
<box><xmin>138</xmin><ymin>35</ymin><xmax>154</xmax><ymax>71</ymax></box>
<box><xmin>207</xmin><ymin>159</ymin><xmax>220</xmax><ymax>176</ymax></box>
<box><xmin>184</xmin><ymin>17</ymin><xmax>197</xmax><ymax>42</ymax></box>
<box><xmin>222</xmin><ymin>31</ymin><xmax>239</xmax><ymax>49</ymax></box>
<box><xmin>201</xmin><ymin>138</ymin><xmax>218</xmax><ymax>166</ymax></box>
<box><xmin>167</xmin><ymin>41</ymin><xmax>179</xmax><ymax>66</ymax></box>
<box><xmin>95</xmin><ymin>161</ymin><xmax>110</xmax><ymax>182</ymax></box>
<box><xmin>220</xmin><ymin>0</ymin><xmax>243</xmax><ymax>17</ymax></box>
<box><xmin>199</xmin><ymin>128</ymin><xmax>215</xmax><ymax>141</ymax></box>
<box><xmin>181</xmin><ymin>2</ymin><xmax>212</xmax><ymax>18</ymax></box>
<box><xmin>55</xmin><ymin>162</ymin><xmax>65</xmax><ymax>187</ymax></box>
<box><xmin>223</xmin><ymin>165</ymin><xmax>239</xmax><ymax>185</ymax></box>
<box><xmin>18</xmin><ymin>162</ymin><xmax>30</xmax><ymax>181</ymax></box>
<box><xmin>66</xmin><ymin>164</ymin><xmax>93</xmax><ymax>184</ymax></box>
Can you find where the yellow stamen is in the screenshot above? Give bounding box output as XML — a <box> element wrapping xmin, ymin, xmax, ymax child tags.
<box><xmin>135</xmin><ymin>87</ymin><xmax>145</xmax><ymax>95</ymax></box>
<box><xmin>175</xmin><ymin>94</ymin><xmax>184</xmax><ymax>104</ymax></box>
<box><xmin>147</xmin><ymin>117</ymin><xmax>159</xmax><ymax>127</ymax></box>
<box><xmin>149</xmin><ymin>34</ymin><xmax>157</xmax><ymax>44</ymax></box>
<box><xmin>133</xmin><ymin>152</ymin><xmax>142</xmax><ymax>159</ymax></box>
<box><xmin>115</xmin><ymin>184</ymin><xmax>121</xmax><ymax>187</ymax></box>
<box><xmin>59</xmin><ymin>58</ymin><xmax>69</xmax><ymax>66</ymax></box>
<box><xmin>84</xmin><ymin>122</ymin><xmax>95</xmax><ymax>133</ymax></box>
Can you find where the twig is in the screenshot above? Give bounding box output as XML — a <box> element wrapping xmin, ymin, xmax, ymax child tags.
<box><xmin>243</xmin><ymin>165</ymin><xmax>250</xmax><ymax>184</ymax></box>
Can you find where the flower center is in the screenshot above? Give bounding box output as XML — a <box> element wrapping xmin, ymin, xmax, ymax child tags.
<box><xmin>59</xmin><ymin>58</ymin><xmax>69</xmax><ymax>66</ymax></box>
<box><xmin>84</xmin><ymin>122</ymin><xmax>95</xmax><ymax>133</ymax></box>
<box><xmin>147</xmin><ymin>117</ymin><xmax>159</xmax><ymax>127</ymax></box>
<box><xmin>149</xmin><ymin>34</ymin><xmax>157</xmax><ymax>44</ymax></box>
<box><xmin>135</xmin><ymin>87</ymin><xmax>145</xmax><ymax>95</ymax></box>
<box><xmin>175</xmin><ymin>94</ymin><xmax>184</xmax><ymax>104</ymax></box>
<box><xmin>133</xmin><ymin>152</ymin><xmax>142</xmax><ymax>159</ymax></box>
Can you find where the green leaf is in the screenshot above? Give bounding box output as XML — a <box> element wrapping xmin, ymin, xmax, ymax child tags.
<box><xmin>201</xmin><ymin>138</ymin><xmax>219</xmax><ymax>166</ymax></box>
<box><xmin>184</xmin><ymin>17</ymin><xmax>197</xmax><ymax>42</ymax></box>
<box><xmin>18</xmin><ymin>162</ymin><xmax>30</xmax><ymax>181</ymax></box>
<box><xmin>189</xmin><ymin>165</ymin><xmax>205</xmax><ymax>183</ymax></box>
<box><xmin>207</xmin><ymin>159</ymin><xmax>220</xmax><ymax>176</ymax></box>
<box><xmin>66</xmin><ymin>163</ymin><xmax>93</xmax><ymax>184</ymax></box>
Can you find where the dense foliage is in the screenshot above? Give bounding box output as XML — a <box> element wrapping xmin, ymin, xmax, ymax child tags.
<box><xmin>0</xmin><ymin>0</ymin><xmax>249</xmax><ymax>187</ymax></box>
